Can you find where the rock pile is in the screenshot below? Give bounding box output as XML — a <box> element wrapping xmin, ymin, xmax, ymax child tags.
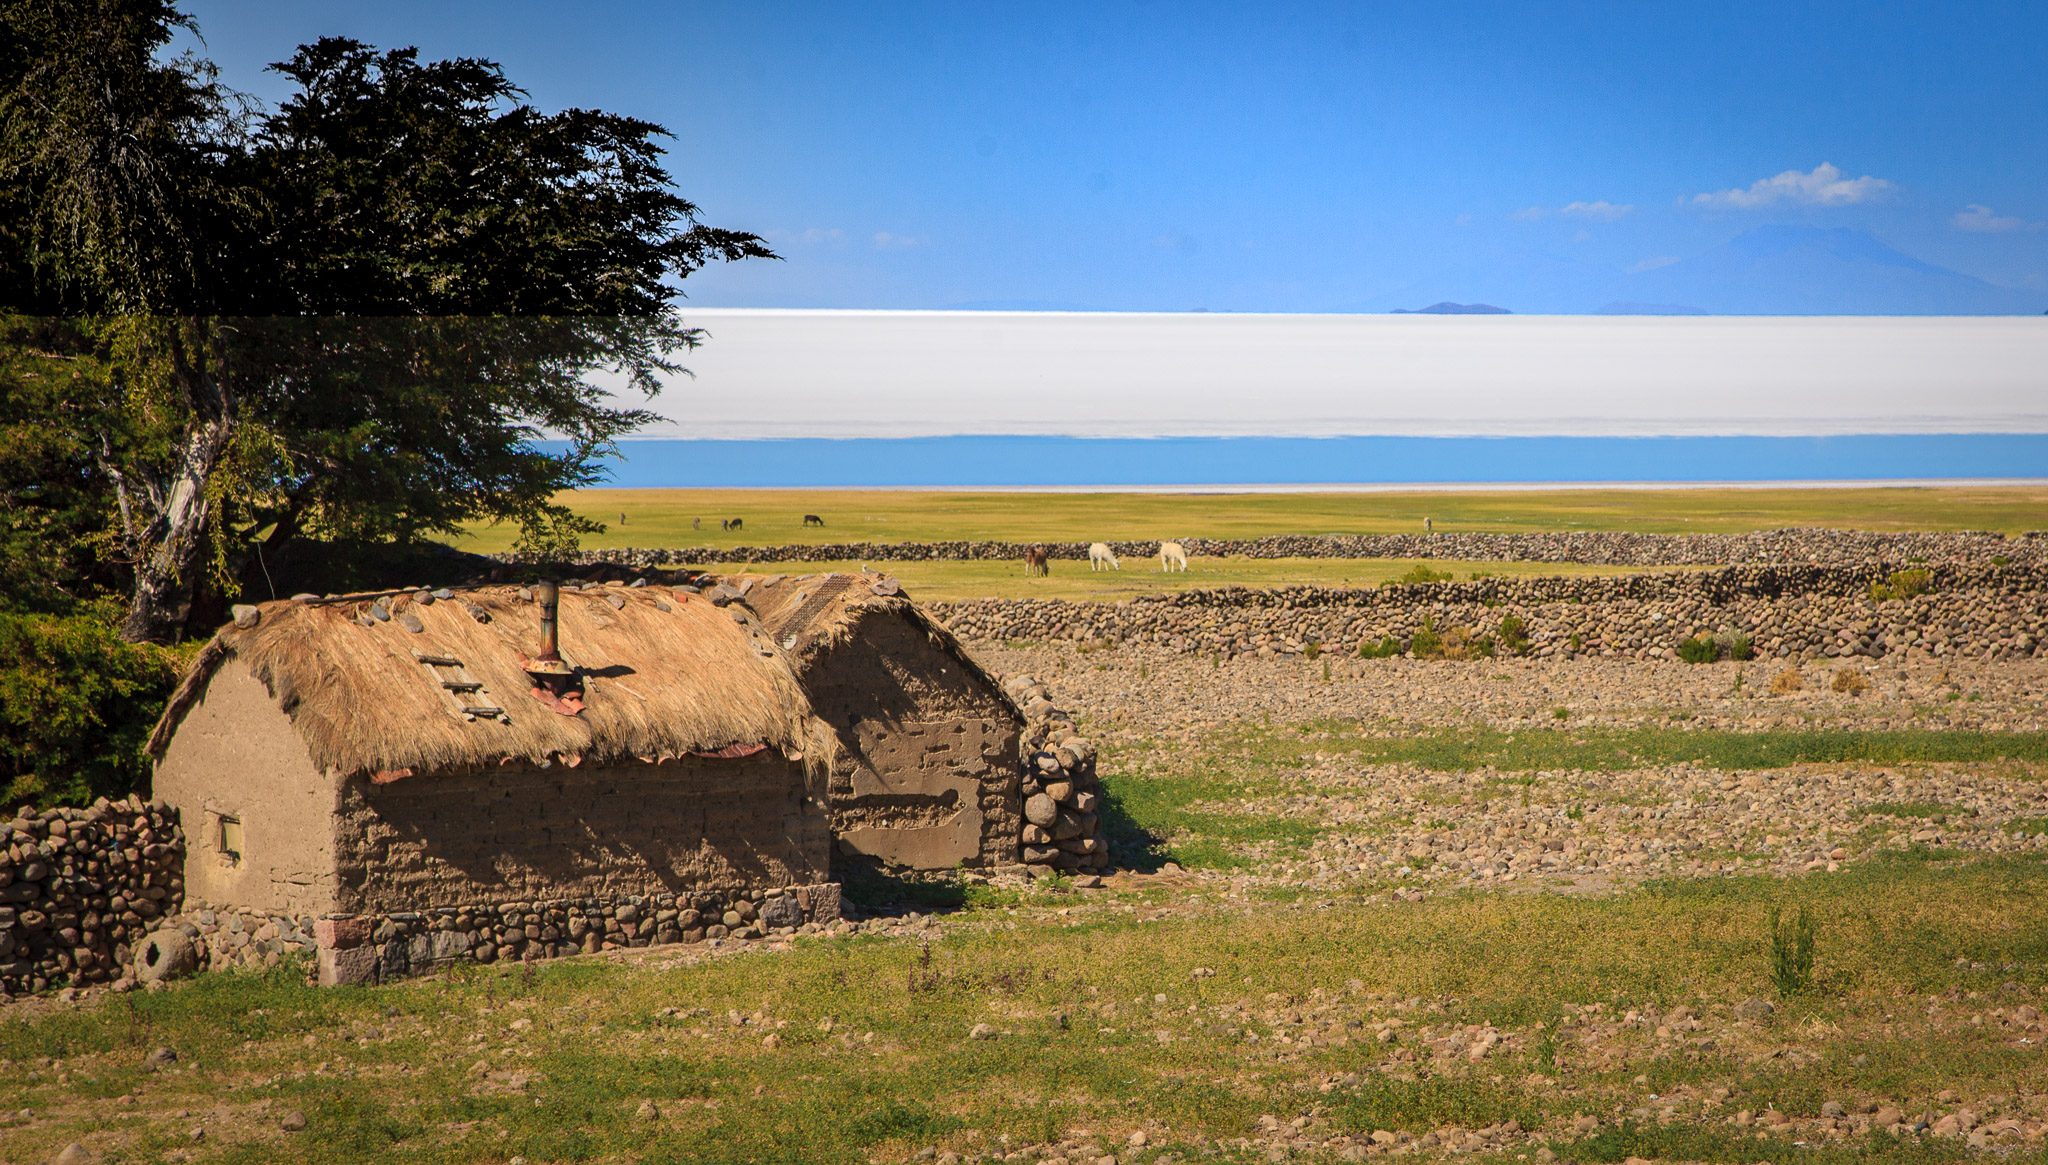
<box><xmin>0</xmin><ymin>796</ymin><xmax>183</xmax><ymax>996</ymax></box>
<box><xmin>520</xmin><ymin>528</ymin><xmax>2046</xmax><ymax>569</ymax></box>
<box><xmin>1003</xmin><ymin>675</ymin><xmax>1110</xmax><ymax>873</ymax></box>
<box><xmin>937</xmin><ymin>564</ymin><xmax>2048</xmax><ymax>662</ymax></box>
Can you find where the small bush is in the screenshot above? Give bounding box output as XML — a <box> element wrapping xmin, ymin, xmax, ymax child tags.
<box><xmin>1831</xmin><ymin>669</ymin><xmax>1868</xmax><ymax>696</ymax></box>
<box><xmin>1676</xmin><ymin>636</ymin><xmax>1719</xmax><ymax>664</ymax></box>
<box><xmin>1722</xmin><ymin>632</ymin><xmax>1754</xmax><ymax>661</ymax></box>
<box><xmin>1496</xmin><ymin>615</ymin><xmax>1531</xmax><ymax>657</ymax></box>
<box><xmin>1410</xmin><ymin>615</ymin><xmax>1443</xmax><ymax>658</ymax></box>
<box><xmin>1870</xmin><ymin>568</ymin><xmax>1933</xmax><ymax>602</ymax></box>
<box><xmin>1769</xmin><ymin>904</ymin><xmax>1816</xmax><ymax>996</ymax></box>
<box><xmin>1992</xmin><ymin>555</ymin><xmax>2012</xmax><ymax>566</ymax></box>
<box><xmin>1358</xmin><ymin>637</ymin><xmax>1404</xmax><ymax>659</ymax></box>
<box><xmin>1770</xmin><ymin>666</ymin><xmax>1804</xmax><ymax>694</ymax></box>
<box><xmin>1302</xmin><ymin>641</ymin><xmax>1321</xmax><ymax>661</ymax></box>
<box><xmin>1569</xmin><ymin>631</ymin><xmax>1584</xmax><ymax>654</ymax></box>
<box><xmin>1392</xmin><ymin>564</ymin><xmax>1455</xmax><ymax>586</ymax></box>
<box><xmin>1552</xmin><ymin>706</ymin><xmax>1570</xmax><ymax>720</ymax></box>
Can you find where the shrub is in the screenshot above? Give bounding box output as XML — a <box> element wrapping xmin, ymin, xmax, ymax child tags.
<box><xmin>0</xmin><ymin>608</ymin><xmax>188</xmax><ymax>806</ymax></box>
<box><xmin>1302</xmin><ymin>641</ymin><xmax>1321</xmax><ymax>661</ymax></box>
<box><xmin>1770</xmin><ymin>666</ymin><xmax>1804</xmax><ymax>694</ymax></box>
<box><xmin>1569</xmin><ymin>631</ymin><xmax>1584</xmax><ymax>654</ymax></box>
<box><xmin>1722</xmin><ymin>632</ymin><xmax>1754</xmax><ymax>661</ymax></box>
<box><xmin>1993</xmin><ymin>555</ymin><xmax>2012</xmax><ymax>566</ymax></box>
<box><xmin>1392</xmin><ymin>564</ymin><xmax>1455</xmax><ymax>586</ymax></box>
<box><xmin>1831</xmin><ymin>668</ymin><xmax>1868</xmax><ymax>696</ymax></box>
<box><xmin>1358</xmin><ymin>637</ymin><xmax>1404</xmax><ymax>659</ymax></box>
<box><xmin>1769</xmin><ymin>904</ymin><xmax>1816</xmax><ymax>997</ymax></box>
<box><xmin>1676</xmin><ymin>636</ymin><xmax>1719</xmax><ymax>664</ymax></box>
<box><xmin>1552</xmin><ymin>706</ymin><xmax>1570</xmax><ymax>720</ymax></box>
<box><xmin>1409</xmin><ymin>615</ymin><xmax>1443</xmax><ymax>658</ymax></box>
<box><xmin>1496</xmin><ymin>615</ymin><xmax>1531</xmax><ymax>656</ymax></box>
<box><xmin>1870</xmin><ymin>568</ymin><xmax>1933</xmax><ymax>602</ymax></box>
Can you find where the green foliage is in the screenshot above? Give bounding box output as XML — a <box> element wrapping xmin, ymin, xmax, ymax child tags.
<box><xmin>1391</xmin><ymin>564</ymin><xmax>1456</xmax><ymax>586</ymax></box>
<box><xmin>0</xmin><ymin>13</ymin><xmax>774</xmax><ymax>640</ymax></box>
<box><xmin>1870</xmin><ymin>569</ymin><xmax>1933</xmax><ymax>602</ymax></box>
<box><xmin>1677</xmin><ymin>635</ymin><xmax>1719</xmax><ymax>664</ymax></box>
<box><xmin>1495</xmin><ymin>614</ymin><xmax>1531</xmax><ymax>656</ymax></box>
<box><xmin>1358</xmin><ymin>636</ymin><xmax>1404</xmax><ymax>659</ymax></box>
<box><xmin>0</xmin><ymin>606</ymin><xmax>186</xmax><ymax>805</ymax></box>
<box><xmin>1769</xmin><ymin>904</ymin><xmax>1817</xmax><ymax>997</ymax></box>
<box><xmin>1409</xmin><ymin>614</ymin><xmax>1442</xmax><ymax>658</ymax></box>
<box><xmin>1302</xmin><ymin>640</ymin><xmax>1321</xmax><ymax>660</ymax></box>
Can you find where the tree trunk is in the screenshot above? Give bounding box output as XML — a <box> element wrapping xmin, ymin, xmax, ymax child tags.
<box><xmin>120</xmin><ymin>412</ymin><xmax>234</xmax><ymax>642</ymax></box>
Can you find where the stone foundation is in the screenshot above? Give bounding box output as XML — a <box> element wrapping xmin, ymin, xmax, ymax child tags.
<box><xmin>311</xmin><ymin>882</ymin><xmax>843</xmax><ymax>986</ymax></box>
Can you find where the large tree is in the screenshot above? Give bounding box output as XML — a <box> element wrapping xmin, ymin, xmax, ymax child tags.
<box><xmin>0</xmin><ymin>5</ymin><xmax>772</xmax><ymax>640</ymax></box>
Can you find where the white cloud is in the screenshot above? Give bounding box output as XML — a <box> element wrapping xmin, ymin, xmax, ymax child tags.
<box><xmin>1952</xmin><ymin>204</ymin><xmax>2039</xmax><ymax>233</ymax></box>
<box><xmin>872</xmin><ymin>232</ymin><xmax>926</xmax><ymax>249</ymax></box>
<box><xmin>1560</xmin><ymin>200</ymin><xmax>1633</xmax><ymax>221</ymax></box>
<box><xmin>1512</xmin><ymin>200</ymin><xmax>1633</xmax><ymax>222</ymax></box>
<box><xmin>1689</xmin><ymin>162</ymin><xmax>1893</xmax><ymax>209</ymax></box>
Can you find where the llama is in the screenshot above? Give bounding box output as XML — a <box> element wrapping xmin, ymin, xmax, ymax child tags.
<box><xmin>723</xmin><ymin>517</ymin><xmax>744</xmax><ymax>532</ymax></box>
<box><xmin>1023</xmin><ymin>545</ymin><xmax>1050</xmax><ymax>576</ymax></box>
<box><xmin>1088</xmin><ymin>542</ymin><xmax>1120</xmax><ymax>571</ymax></box>
<box><xmin>803</xmin><ymin>514</ymin><xmax>825</xmax><ymax>527</ymax></box>
<box><xmin>1158</xmin><ymin>541</ymin><xmax>1187</xmax><ymax>572</ymax></box>
<box><xmin>1424</xmin><ymin>516</ymin><xmax>1433</xmax><ymax>532</ymax></box>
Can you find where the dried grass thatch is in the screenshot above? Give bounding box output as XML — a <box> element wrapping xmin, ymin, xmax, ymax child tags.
<box><xmin>735</xmin><ymin>572</ymin><xmax>1021</xmax><ymax>720</ymax></box>
<box><xmin>149</xmin><ymin>584</ymin><xmax>833</xmax><ymax>780</ymax></box>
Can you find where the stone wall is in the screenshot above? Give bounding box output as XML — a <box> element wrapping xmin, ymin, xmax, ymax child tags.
<box><xmin>522</xmin><ymin>528</ymin><xmax>2047</xmax><ymax>570</ymax></box>
<box><xmin>1001</xmin><ymin>675</ymin><xmax>1109</xmax><ymax>873</ymax></box>
<box><xmin>935</xmin><ymin>565</ymin><xmax>2048</xmax><ymax>663</ymax></box>
<box><xmin>0</xmin><ymin>796</ymin><xmax>183</xmax><ymax>996</ymax></box>
<box><xmin>308</xmin><ymin>882</ymin><xmax>843</xmax><ymax>986</ymax></box>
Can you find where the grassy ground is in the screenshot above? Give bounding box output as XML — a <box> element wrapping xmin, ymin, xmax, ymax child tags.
<box><xmin>450</xmin><ymin>484</ymin><xmax>2048</xmax><ymax>555</ymax></box>
<box><xmin>670</xmin><ymin>557</ymin><xmax>1658</xmax><ymax>602</ymax></box>
<box><xmin>3</xmin><ymin>860</ymin><xmax>2044</xmax><ymax>1164</ymax></box>
<box><xmin>10</xmin><ymin>723</ymin><xmax>2048</xmax><ymax>1163</ymax></box>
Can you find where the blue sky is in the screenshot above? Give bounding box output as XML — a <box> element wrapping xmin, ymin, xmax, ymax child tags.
<box><xmin>177</xmin><ymin>1</ymin><xmax>2048</xmax><ymax>312</ymax></box>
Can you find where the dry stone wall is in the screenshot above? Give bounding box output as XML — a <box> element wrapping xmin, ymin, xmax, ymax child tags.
<box><xmin>0</xmin><ymin>796</ymin><xmax>182</xmax><ymax>996</ymax></box>
<box><xmin>936</xmin><ymin>565</ymin><xmax>2048</xmax><ymax>664</ymax></box>
<box><xmin>534</xmin><ymin>528</ymin><xmax>2047</xmax><ymax>570</ymax></box>
<box><xmin>1001</xmin><ymin>675</ymin><xmax>1109</xmax><ymax>872</ymax></box>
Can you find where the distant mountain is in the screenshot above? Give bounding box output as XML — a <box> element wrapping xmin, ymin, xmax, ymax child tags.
<box><xmin>1596</xmin><ymin>301</ymin><xmax>1709</xmax><ymax>316</ymax></box>
<box><xmin>1625</xmin><ymin>226</ymin><xmax>2040</xmax><ymax>315</ymax></box>
<box><xmin>1391</xmin><ymin>301</ymin><xmax>1512</xmax><ymax>314</ymax></box>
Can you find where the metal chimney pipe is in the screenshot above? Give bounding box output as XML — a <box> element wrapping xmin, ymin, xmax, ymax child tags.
<box><xmin>534</xmin><ymin>580</ymin><xmax>562</xmax><ymax>663</ymax></box>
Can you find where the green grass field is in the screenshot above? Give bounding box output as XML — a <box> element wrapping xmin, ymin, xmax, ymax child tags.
<box><xmin>5</xmin><ymin>857</ymin><xmax>2044</xmax><ymax>1164</ymax></box>
<box><xmin>451</xmin><ymin>484</ymin><xmax>2048</xmax><ymax>556</ymax></box>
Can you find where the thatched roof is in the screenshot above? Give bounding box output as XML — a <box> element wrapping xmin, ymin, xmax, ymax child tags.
<box><xmin>731</xmin><ymin>572</ymin><xmax>1022</xmax><ymax>722</ymax></box>
<box><xmin>149</xmin><ymin>583</ymin><xmax>832</xmax><ymax>780</ymax></box>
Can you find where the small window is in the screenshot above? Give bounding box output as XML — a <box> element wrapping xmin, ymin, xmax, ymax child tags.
<box><xmin>217</xmin><ymin>814</ymin><xmax>242</xmax><ymax>867</ymax></box>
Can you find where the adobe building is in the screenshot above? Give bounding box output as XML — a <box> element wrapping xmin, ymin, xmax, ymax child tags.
<box><xmin>733</xmin><ymin>572</ymin><xmax>1026</xmax><ymax>871</ymax></box>
<box><xmin>147</xmin><ymin>579</ymin><xmax>840</xmax><ymax>980</ymax></box>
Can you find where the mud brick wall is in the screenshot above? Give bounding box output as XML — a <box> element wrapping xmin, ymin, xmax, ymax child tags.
<box><xmin>801</xmin><ymin>612</ymin><xmax>1022</xmax><ymax>870</ymax></box>
<box><xmin>333</xmin><ymin>753</ymin><xmax>832</xmax><ymax>914</ymax></box>
<box><xmin>0</xmin><ymin>796</ymin><xmax>183</xmax><ymax>996</ymax></box>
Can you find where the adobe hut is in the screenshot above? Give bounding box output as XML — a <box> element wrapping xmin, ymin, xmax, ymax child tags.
<box><xmin>733</xmin><ymin>572</ymin><xmax>1026</xmax><ymax>871</ymax></box>
<box><xmin>147</xmin><ymin>580</ymin><xmax>839</xmax><ymax>981</ymax></box>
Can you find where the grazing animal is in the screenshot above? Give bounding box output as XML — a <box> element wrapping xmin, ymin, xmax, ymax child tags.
<box><xmin>1088</xmin><ymin>542</ymin><xmax>1120</xmax><ymax>571</ymax></box>
<box><xmin>803</xmin><ymin>514</ymin><xmax>825</xmax><ymax>527</ymax></box>
<box><xmin>723</xmin><ymin>517</ymin><xmax>744</xmax><ymax>532</ymax></box>
<box><xmin>692</xmin><ymin>517</ymin><xmax>700</xmax><ymax>530</ymax></box>
<box><xmin>1424</xmin><ymin>516</ymin><xmax>1433</xmax><ymax>532</ymax></box>
<box><xmin>1023</xmin><ymin>545</ymin><xmax>1050</xmax><ymax>576</ymax></box>
<box><xmin>1159</xmin><ymin>541</ymin><xmax>1187</xmax><ymax>572</ymax></box>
